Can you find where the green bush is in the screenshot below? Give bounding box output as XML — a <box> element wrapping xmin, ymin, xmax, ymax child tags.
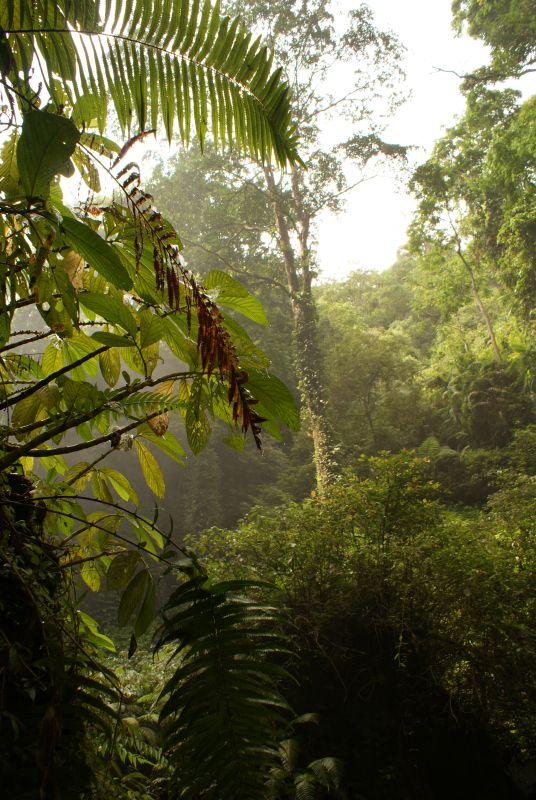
<box><xmin>191</xmin><ymin>453</ymin><xmax>536</xmax><ymax>799</ymax></box>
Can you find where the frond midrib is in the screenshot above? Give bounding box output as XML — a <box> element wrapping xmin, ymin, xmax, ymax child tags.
<box><xmin>6</xmin><ymin>26</ymin><xmax>288</xmax><ymax>123</ymax></box>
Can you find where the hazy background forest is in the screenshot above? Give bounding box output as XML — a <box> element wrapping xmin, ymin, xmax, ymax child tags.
<box><xmin>101</xmin><ymin>1</ymin><xmax>536</xmax><ymax>796</ymax></box>
<box><xmin>1</xmin><ymin>0</ymin><xmax>535</xmax><ymax>798</ymax></box>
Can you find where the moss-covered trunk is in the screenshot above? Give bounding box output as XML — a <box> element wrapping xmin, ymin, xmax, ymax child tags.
<box><xmin>264</xmin><ymin>165</ymin><xmax>339</xmax><ymax>492</ymax></box>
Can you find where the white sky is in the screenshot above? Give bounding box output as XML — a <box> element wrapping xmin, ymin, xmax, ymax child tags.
<box><xmin>59</xmin><ymin>0</ymin><xmax>526</xmax><ymax>282</ymax></box>
<box><xmin>315</xmin><ymin>0</ymin><xmax>489</xmax><ymax>279</ymax></box>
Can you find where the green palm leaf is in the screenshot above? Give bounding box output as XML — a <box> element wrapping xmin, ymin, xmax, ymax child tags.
<box><xmin>156</xmin><ymin>560</ymin><xmax>291</xmax><ymax>799</ymax></box>
<box><xmin>2</xmin><ymin>0</ymin><xmax>299</xmax><ymax>166</ymax></box>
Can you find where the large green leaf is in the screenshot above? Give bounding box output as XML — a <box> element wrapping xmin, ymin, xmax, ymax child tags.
<box><xmin>17</xmin><ymin>109</ymin><xmax>80</xmax><ymax>197</ymax></box>
<box><xmin>134</xmin><ymin>439</ymin><xmax>166</xmax><ymax>497</ymax></box>
<box><xmin>80</xmin><ymin>292</ymin><xmax>137</xmax><ymax>338</ymax></box>
<box><xmin>247</xmin><ymin>369</ymin><xmax>300</xmax><ymax>431</ymax></box>
<box><xmin>204</xmin><ymin>270</ymin><xmax>268</xmax><ymax>325</ymax></box>
<box><xmin>91</xmin><ymin>331</ymin><xmax>136</xmax><ymax>348</ymax></box>
<box><xmin>107</xmin><ymin>551</ymin><xmax>140</xmax><ymax>591</ymax></box>
<box><xmin>62</xmin><ymin>218</ymin><xmax>133</xmax><ymax>291</ymax></box>
<box><xmin>134</xmin><ymin>574</ymin><xmax>156</xmax><ymax>637</ymax></box>
<box><xmin>118</xmin><ymin>568</ymin><xmax>151</xmax><ymax>628</ymax></box>
<box><xmin>156</xmin><ymin>564</ymin><xmax>290</xmax><ymax>800</ymax></box>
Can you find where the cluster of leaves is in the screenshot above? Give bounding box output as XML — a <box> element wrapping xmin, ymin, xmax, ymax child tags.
<box><xmin>452</xmin><ymin>0</ymin><xmax>536</xmax><ymax>82</ymax></box>
<box><xmin>0</xmin><ymin>0</ymin><xmax>300</xmax><ymax>619</ymax></box>
<box><xmin>410</xmin><ymin>86</ymin><xmax>536</xmax><ymax>324</ymax></box>
<box><xmin>1</xmin><ymin>0</ymin><xmax>299</xmax><ymax>164</ymax></box>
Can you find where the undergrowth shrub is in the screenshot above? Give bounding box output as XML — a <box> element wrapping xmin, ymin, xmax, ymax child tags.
<box><xmin>191</xmin><ymin>453</ymin><xmax>536</xmax><ymax>799</ymax></box>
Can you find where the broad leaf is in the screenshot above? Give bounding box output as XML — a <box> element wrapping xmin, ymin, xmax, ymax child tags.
<box><xmin>91</xmin><ymin>331</ymin><xmax>136</xmax><ymax>348</ymax></box>
<box><xmin>62</xmin><ymin>218</ymin><xmax>133</xmax><ymax>290</ymax></box>
<box><xmin>134</xmin><ymin>439</ymin><xmax>166</xmax><ymax>497</ymax></box>
<box><xmin>204</xmin><ymin>270</ymin><xmax>268</xmax><ymax>325</ymax></box>
<box><xmin>118</xmin><ymin>568</ymin><xmax>151</xmax><ymax>627</ymax></box>
<box><xmin>80</xmin><ymin>292</ymin><xmax>137</xmax><ymax>338</ymax></box>
<box><xmin>247</xmin><ymin>370</ymin><xmax>300</xmax><ymax>431</ymax></box>
<box><xmin>134</xmin><ymin>574</ymin><xmax>156</xmax><ymax>637</ymax></box>
<box><xmin>100</xmin><ymin>468</ymin><xmax>139</xmax><ymax>505</ymax></box>
<box><xmin>17</xmin><ymin>109</ymin><xmax>80</xmax><ymax>197</ymax></box>
<box><xmin>81</xmin><ymin>560</ymin><xmax>102</xmax><ymax>591</ymax></box>
<box><xmin>107</xmin><ymin>551</ymin><xmax>140</xmax><ymax>591</ymax></box>
<box><xmin>139</xmin><ymin>426</ymin><xmax>186</xmax><ymax>465</ymax></box>
<box><xmin>99</xmin><ymin>348</ymin><xmax>121</xmax><ymax>387</ymax></box>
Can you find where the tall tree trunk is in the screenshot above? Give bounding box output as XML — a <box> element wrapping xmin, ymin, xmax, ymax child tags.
<box><xmin>264</xmin><ymin>165</ymin><xmax>339</xmax><ymax>492</ymax></box>
<box><xmin>456</xmin><ymin>242</ymin><xmax>502</xmax><ymax>363</ymax></box>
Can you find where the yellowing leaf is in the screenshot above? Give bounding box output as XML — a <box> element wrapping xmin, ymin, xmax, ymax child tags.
<box><xmin>62</xmin><ymin>250</ymin><xmax>85</xmax><ymax>289</ymax></box>
<box><xmin>41</xmin><ymin>342</ymin><xmax>63</xmax><ymax>376</ymax></box>
<box><xmin>11</xmin><ymin>393</ymin><xmax>45</xmax><ymax>433</ymax></box>
<box><xmin>134</xmin><ymin>439</ymin><xmax>165</xmax><ymax>497</ymax></box>
<box><xmin>81</xmin><ymin>560</ymin><xmax>101</xmax><ymax>591</ymax></box>
<box><xmin>99</xmin><ymin>347</ymin><xmax>121</xmax><ymax>387</ymax></box>
<box><xmin>99</xmin><ymin>468</ymin><xmax>139</xmax><ymax>505</ymax></box>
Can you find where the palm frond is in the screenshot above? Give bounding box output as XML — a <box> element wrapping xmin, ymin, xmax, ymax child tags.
<box><xmin>2</xmin><ymin>0</ymin><xmax>299</xmax><ymax>166</ymax></box>
<box><xmin>156</xmin><ymin>559</ymin><xmax>291</xmax><ymax>799</ymax></box>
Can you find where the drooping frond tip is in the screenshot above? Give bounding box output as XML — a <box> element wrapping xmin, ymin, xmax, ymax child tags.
<box><xmin>156</xmin><ymin>562</ymin><xmax>290</xmax><ymax>799</ymax></box>
<box><xmin>2</xmin><ymin>0</ymin><xmax>301</xmax><ymax>167</ymax></box>
<box><xmin>113</xmin><ymin>156</ymin><xmax>266</xmax><ymax>448</ymax></box>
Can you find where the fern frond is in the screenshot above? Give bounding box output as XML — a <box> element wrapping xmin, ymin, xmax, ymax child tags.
<box><xmin>3</xmin><ymin>0</ymin><xmax>299</xmax><ymax>166</ymax></box>
<box><xmin>307</xmin><ymin>757</ymin><xmax>343</xmax><ymax>792</ymax></box>
<box><xmin>156</xmin><ymin>561</ymin><xmax>291</xmax><ymax>800</ymax></box>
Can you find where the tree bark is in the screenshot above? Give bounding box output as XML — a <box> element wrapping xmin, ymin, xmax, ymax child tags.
<box><xmin>456</xmin><ymin>243</ymin><xmax>502</xmax><ymax>363</ymax></box>
<box><xmin>264</xmin><ymin>165</ymin><xmax>339</xmax><ymax>492</ymax></box>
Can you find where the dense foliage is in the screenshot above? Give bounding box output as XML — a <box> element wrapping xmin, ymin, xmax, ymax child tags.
<box><xmin>0</xmin><ymin>1</ymin><xmax>301</xmax><ymax>797</ymax></box>
<box><xmin>192</xmin><ymin>453</ymin><xmax>536</xmax><ymax>798</ymax></box>
<box><xmin>1</xmin><ymin>0</ymin><xmax>535</xmax><ymax>798</ymax></box>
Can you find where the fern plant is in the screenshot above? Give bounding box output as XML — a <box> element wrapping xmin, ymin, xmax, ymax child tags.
<box><xmin>267</xmin><ymin>742</ymin><xmax>344</xmax><ymax>800</ymax></box>
<box><xmin>265</xmin><ymin>716</ymin><xmax>344</xmax><ymax>800</ymax></box>
<box><xmin>156</xmin><ymin>558</ymin><xmax>292</xmax><ymax>799</ymax></box>
<box><xmin>1</xmin><ymin>0</ymin><xmax>299</xmax><ymax>166</ymax></box>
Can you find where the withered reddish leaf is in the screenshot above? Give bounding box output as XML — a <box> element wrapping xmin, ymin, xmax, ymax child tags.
<box><xmin>148</xmin><ymin>412</ymin><xmax>169</xmax><ymax>437</ymax></box>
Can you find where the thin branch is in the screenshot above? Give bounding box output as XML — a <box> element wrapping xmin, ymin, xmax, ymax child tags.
<box><xmin>65</xmin><ymin>449</ymin><xmax>113</xmax><ymax>486</ymax></box>
<box><xmin>0</xmin><ymin>331</ymin><xmax>53</xmax><ymax>354</ymax></box>
<box><xmin>303</xmin><ymin>89</ymin><xmax>360</xmax><ymax>122</ymax></box>
<box><xmin>1</xmin><ymin>496</ymin><xmax>182</xmax><ymax>566</ymax></box>
<box><xmin>2</xmin><ymin>369</ymin><xmax>199</xmax><ymax>439</ymax></box>
<box><xmin>0</xmin><ymin>344</ymin><xmax>108</xmax><ymax>411</ymax></box>
<box><xmin>182</xmin><ymin>237</ymin><xmax>289</xmax><ymax>293</ymax></box>
<box><xmin>24</xmin><ymin>408</ymin><xmax>165</xmax><ymax>457</ymax></box>
<box><xmin>433</xmin><ymin>64</ymin><xmax>536</xmax><ymax>83</ymax></box>
<box><xmin>310</xmin><ymin>175</ymin><xmax>377</xmax><ymax>216</ymax></box>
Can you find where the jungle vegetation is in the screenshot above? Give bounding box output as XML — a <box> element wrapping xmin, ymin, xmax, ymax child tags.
<box><xmin>0</xmin><ymin>1</ymin><xmax>534</xmax><ymax>799</ymax></box>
